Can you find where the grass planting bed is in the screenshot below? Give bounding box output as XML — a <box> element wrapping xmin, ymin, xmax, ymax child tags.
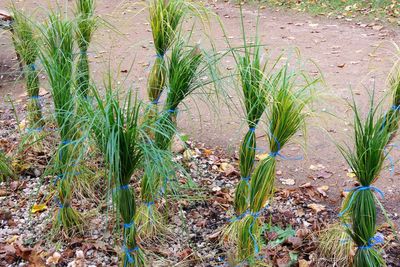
<box><xmin>0</xmin><ymin>99</ymin><xmax>399</xmax><ymax>266</ymax></box>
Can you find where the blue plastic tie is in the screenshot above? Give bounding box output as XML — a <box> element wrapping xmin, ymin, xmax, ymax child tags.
<box><xmin>268</xmin><ymin>131</ymin><xmax>303</xmax><ymax>160</ymax></box>
<box><xmin>53</xmin><ymin>173</ymin><xmax>65</xmax><ymax>186</ymax></box>
<box><xmin>167</xmin><ymin>109</ymin><xmax>176</xmax><ymax>114</ymax></box>
<box><xmin>123</xmin><ymin>221</ymin><xmax>134</xmax><ymax>229</ymax></box>
<box><xmin>229</xmin><ymin>209</ymin><xmax>249</xmax><ymax>223</ymax></box>
<box><xmin>392</xmin><ymin>105</ymin><xmax>400</xmax><ymax>111</ymax></box>
<box><xmin>339</xmin><ymin>186</ymin><xmax>384</xmax><ymax>217</ymax></box>
<box><xmin>113</xmin><ymin>184</ymin><xmax>129</xmax><ymax>193</ymax></box>
<box><xmin>249</xmin><ymin>127</ymin><xmax>255</xmax><ymax>132</ymax></box>
<box><xmin>241</xmin><ymin>175</ymin><xmax>250</xmax><ymax>187</ymax></box>
<box><xmin>26</xmin><ymin>127</ymin><xmax>43</xmax><ymax>133</ymax></box>
<box><xmin>54</xmin><ymin>197</ymin><xmax>69</xmax><ymax>222</ymax></box>
<box><xmin>358</xmin><ymin>233</ymin><xmax>384</xmax><ymax>250</ymax></box>
<box><xmin>27</xmin><ymin>63</ymin><xmax>36</xmax><ymax>71</ymax></box>
<box><xmin>247</xmin><ymin>205</ymin><xmax>269</xmax><ymax>254</ymax></box>
<box><xmin>145</xmin><ymin>201</ymin><xmax>154</xmax><ymax>207</ymax></box>
<box><xmin>61</xmin><ymin>140</ymin><xmax>74</xmax><ymax>145</ymax></box>
<box><xmin>123</xmin><ymin>245</ymin><xmax>138</xmax><ymax>265</ymax></box>
<box><xmin>120</xmin><ymin>184</ymin><xmax>130</xmax><ymax>190</ymax></box>
<box><xmin>30</xmin><ymin>95</ymin><xmax>41</xmax><ymax>100</ymax></box>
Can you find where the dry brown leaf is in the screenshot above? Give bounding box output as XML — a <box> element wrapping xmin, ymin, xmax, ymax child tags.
<box><xmin>307</xmin><ymin>203</ymin><xmax>326</xmax><ymax>213</ymax></box>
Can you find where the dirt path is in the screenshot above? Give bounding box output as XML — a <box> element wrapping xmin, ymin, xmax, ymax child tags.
<box><xmin>1</xmin><ymin>1</ymin><xmax>399</xmax><ymax>226</ymax></box>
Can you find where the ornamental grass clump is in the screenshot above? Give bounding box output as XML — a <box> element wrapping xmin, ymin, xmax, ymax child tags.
<box><xmin>87</xmin><ymin>79</ymin><xmax>175</xmax><ymax>266</ymax></box>
<box><xmin>75</xmin><ymin>0</ymin><xmax>97</xmax><ymax>99</ymax></box>
<box><xmin>39</xmin><ymin>14</ymin><xmax>82</xmax><ymax>233</ymax></box>
<box><xmin>11</xmin><ymin>8</ymin><xmax>44</xmax><ymax>138</ymax></box>
<box><xmin>136</xmin><ymin>41</ymin><xmax>204</xmax><ymax>237</ymax></box>
<box><xmin>337</xmin><ymin>95</ymin><xmax>391</xmax><ymax>267</ymax></box>
<box><xmin>238</xmin><ymin>66</ymin><xmax>312</xmax><ymax>262</ymax></box>
<box><xmin>147</xmin><ymin>0</ymin><xmax>184</xmax><ymax>110</ymax></box>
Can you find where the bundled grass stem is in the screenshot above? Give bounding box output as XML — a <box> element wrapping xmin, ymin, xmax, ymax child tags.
<box><xmin>338</xmin><ymin>93</ymin><xmax>390</xmax><ymax>267</ymax></box>
<box><xmin>87</xmin><ymin>75</ymin><xmax>177</xmax><ymax>264</ymax></box>
<box><xmin>147</xmin><ymin>0</ymin><xmax>184</xmax><ymax>105</ymax></box>
<box><xmin>88</xmin><ymin>85</ymin><xmax>145</xmax><ymax>266</ymax></box>
<box><xmin>223</xmin><ymin>28</ymin><xmax>268</xmax><ymax>246</ymax></box>
<box><xmin>321</xmin><ymin>64</ymin><xmax>400</xmax><ymax>265</ymax></box>
<box><xmin>11</xmin><ymin>7</ymin><xmax>44</xmax><ymax>143</ymax></box>
<box><xmin>238</xmin><ymin>65</ymin><xmax>312</xmax><ymax>262</ymax></box>
<box><xmin>39</xmin><ymin>14</ymin><xmax>82</xmax><ymax>233</ymax></box>
<box><xmin>75</xmin><ymin>0</ymin><xmax>97</xmax><ymax>99</ymax></box>
<box><xmin>138</xmin><ymin>41</ymin><xmax>204</xmax><ymax>238</ymax></box>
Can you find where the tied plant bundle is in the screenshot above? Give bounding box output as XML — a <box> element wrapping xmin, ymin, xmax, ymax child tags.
<box><xmin>11</xmin><ymin>7</ymin><xmax>44</xmax><ymax>139</ymax></box>
<box><xmin>87</xmin><ymin>78</ymin><xmax>175</xmax><ymax>266</ymax></box>
<box><xmin>39</xmin><ymin>14</ymin><xmax>82</xmax><ymax>233</ymax></box>
<box><xmin>147</xmin><ymin>0</ymin><xmax>184</xmax><ymax>113</ymax></box>
<box><xmin>88</xmin><ymin>85</ymin><xmax>145</xmax><ymax>266</ymax></box>
<box><xmin>338</xmin><ymin>94</ymin><xmax>392</xmax><ymax>267</ymax></box>
<box><xmin>75</xmin><ymin>0</ymin><xmax>97</xmax><ymax>99</ymax></box>
<box><xmin>223</xmin><ymin>37</ymin><xmax>268</xmax><ymax>244</ymax></box>
<box><xmin>137</xmin><ymin>41</ymin><xmax>203</xmax><ymax>237</ymax></box>
<box><xmin>317</xmin><ymin>64</ymin><xmax>400</xmax><ymax>267</ymax></box>
<box><xmin>238</xmin><ymin>66</ymin><xmax>312</xmax><ymax>262</ymax></box>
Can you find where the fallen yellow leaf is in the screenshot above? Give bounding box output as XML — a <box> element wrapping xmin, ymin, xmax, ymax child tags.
<box><xmin>31</xmin><ymin>203</ymin><xmax>47</xmax><ymax>213</ymax></box>
<box><xmin>347</xmin><ymin>172</ymin><xmax>356</xmax><ymax>178</ymax></box>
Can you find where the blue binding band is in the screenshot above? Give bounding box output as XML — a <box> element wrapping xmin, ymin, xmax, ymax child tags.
<box><xmin>61</xmin><ymin>140</ymin><xmax>74</xmax><ymax>145</ymax></box>
<box><xmin>248</xmin><ymin>206</ymin><xmax>269</xmax><ymax>255</ymax></box>
<box><xmin>392</xmin><ymin>105</ymin><xmax>400</xmax><ymax>111</ymax></box>
<box><xmin>249</xmin><ymin>127</ymin><xmax>255</xmax><ymax>132</ymax></box>
<box><xmin>145</xmin><ymin>201</ymin><xmax>154</xmax><ymax>207</ymax></box>
<box><xmin>30</xmin><ymin>95</ymin><xmax>41</xmax><ymax>100</ymax></box>
<box><xmin>358</xmin><ymin>233</ymin><xmax>384</xmax><ymax>250</ymax></box>
<box><xmin>27</xmin><ymin>63</ymin><xmax>36</xmax><ymax>71</ymax></box>
<box><xmin>241</xmin><ymin>176</ymin><xmax>251</xmax><ymax>188</ymax></box>
<box><xmin>123</xmin><ymin>221</ymin><xmax>134</xmax><ymax>229</ymax></box>
<box><xmin>229</xmin><ymin>209</ymin><xmax>249</xmax><ymax>223</ymax></box>
<box><xmin>241</xmin><ymin>176</ymin><xmax>250</xmax><ymax>182</ymax></box>
<box><xmin>54</xmin><ymin>197</ymin><xmax>69</xmax><ymax>222</ymax></box>
<box><xmin>123</xmin><ymin>245</ymin><xmax>138</xmax><ymax>265</ymax></box>
<box><xmin>26</xmin><ymin>127</ymin><xmax>43</xmax><ymax>133</ymax></box>
<box><xmin>167</xmin><ymin>109</ymin><xmax>176</xmax><ymax>114</ymax></box>
<box><xmin>339</xmin><ymin>186</ymin><xmax>384</xmax><ymax>217</ymax></box>
<box><xmin>119</xmin><ymin>184</ymin><xmax>130</xmax><ymax>191</ymax></box>
<box><xmin>268</xmin><ymin>131</ymin><xmax>303</xmax><ymax>160</ymax></box>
